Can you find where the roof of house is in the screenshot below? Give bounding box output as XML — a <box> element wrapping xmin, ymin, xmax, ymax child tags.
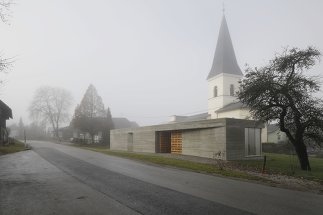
<box><xmin>207</xmin><ymin>15</ymin><xmax>243</xmax><ymax>79</ymax></box>
<box><xmin>0</xmin><ymin>100</ymin><xmax>12</xmax><ymax>120</ymax></box>
<box><xmin>170</xmin><ymin>112</ymin><xmax>209</xmax><ymax>123</ymax></box>
<box><xmin>267</xmin><ymin>124</ymin><xmax>280</xmax><ymax>133</ymax></box>
<box><xmin>112</xmin><ymin>117</ymin><xmax>139</xmax><ymax>129</ymax></box>
<box><xmin>215</xmin><ymin>101</ymin><xmax>248</xmax><ymax>113</ymax></box>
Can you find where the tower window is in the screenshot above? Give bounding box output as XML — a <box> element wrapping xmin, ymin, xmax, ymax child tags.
<box><xmin>230</xmin><ymin>84</ymin><xmax>234</xmax><ymax>96</ymax></box>
<box><xmin>214</xmin><ymin>86</ymin><xmax>218</xmax><ymax>97</ymax></box>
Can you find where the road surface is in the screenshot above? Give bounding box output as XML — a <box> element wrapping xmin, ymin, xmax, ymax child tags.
<box><xmin>1</xmin><ymin>141</ymin><xmax>322</xmax><ymax>215</ymax></box>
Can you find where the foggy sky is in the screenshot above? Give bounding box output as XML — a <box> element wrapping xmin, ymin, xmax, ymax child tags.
<box><xmin>1</xmin><ymin>0</ymin><xmax>323</xmax><ymax>126</ymax></box>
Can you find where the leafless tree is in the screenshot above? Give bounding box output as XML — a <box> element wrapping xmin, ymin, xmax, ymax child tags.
<box><xmin>238</xmin><ymin>47</ymin><xmax>323</xmax><ymax>171</ymax></box>
<box><xmin>0</xmin><ymin>0</ymin><xmax>13</xmax><ymax>23</ymax></box>
<box><xmin>0</xmin><ymin>0</ymin><xmax>14</xmax><ymax>87</ymax></box>
<box><xmin>29</xmin><ymin>86</ymin><xmax>73</xmax><ymax>140</ymax></box>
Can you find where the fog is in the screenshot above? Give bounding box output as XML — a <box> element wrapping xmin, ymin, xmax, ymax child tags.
<box><xmin>1</xmin><ymin>0</ymin><xmax>323</xmax><ymax>126</ymax></box>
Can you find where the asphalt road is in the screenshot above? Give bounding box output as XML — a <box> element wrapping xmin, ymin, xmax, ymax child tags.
<box><xmin>1</xmin><ymin>141</ymin><xmax>323</xmax><ymax>215</ymax></box>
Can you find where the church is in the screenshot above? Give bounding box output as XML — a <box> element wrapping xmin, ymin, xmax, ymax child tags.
<box><xmin>169</xmin><ymin>15</ymin><xmax>267</xmax><ymax>143</ymax></box>
<box><xmin>110</xmin><ymin>15</ymin><xmax>264</xmax><ymax>160</ymax></box>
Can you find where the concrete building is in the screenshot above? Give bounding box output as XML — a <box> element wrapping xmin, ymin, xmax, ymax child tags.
<box><xmin>110</xmin><ymin>15</ymin><xmax>264</xmax><ymax>160</ymax></box>
<box><xmin>111</xmin><ymin>118</ymin><xmax>263</xmax><ymax>160</ymax></box>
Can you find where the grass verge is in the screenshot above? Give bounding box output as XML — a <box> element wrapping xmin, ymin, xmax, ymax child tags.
<box><xmin>231</xmin><ymin>153</ymin><xmax>323</xmax><ymax>183</ymax></box>
<box><xmin>0</xmin><ymin>140</ymin><xmax>28</xmax><ymax>155</ymax></box>
<box><xmin>72</xmin><ymin>144</ymin><xmax>270</xmax><ymax>183</ymax></box>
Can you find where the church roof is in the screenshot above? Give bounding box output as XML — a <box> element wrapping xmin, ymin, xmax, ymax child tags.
<box><xmin>207</xmin><ymin>15</ymin><xmax>243</xmax><ymax>79</ymax></box>
<box><xmin>170</xmin><ymin>112</ymin><xmax>209</xmax><ymax>123</ymax></box>
<box><xmin>215</xmin><ymin>101</ymin><xmax>247</xmax><ymax>113</ymax></box>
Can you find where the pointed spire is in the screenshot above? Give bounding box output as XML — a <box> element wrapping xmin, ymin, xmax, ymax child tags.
<box><xmin>207</xmin><ymin>15</ymin><xmax>243</xmax><ymax>79</ymax></box>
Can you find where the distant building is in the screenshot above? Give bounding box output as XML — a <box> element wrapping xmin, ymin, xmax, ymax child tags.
<box><xmin>0</xmin><ymin>100</ymin><xmax>12</xmax><ymax>144</ymax></box>
<box><xmin>267</xmin><ymin>124</ymin><xmax>288</xmax><ymax>144</ymax></box>
<box><xmin>67</xmin><ymin>117</ymin><xmax>138</xmax><ymax>144</ymax></box>
<box><xmin>112</xmin><ymin>118</ymin><xmax>139</xmax><ymax>129</ymax></box>
<box><xmin>111</xmin><ymin>15</ymin><xmax>264</xmax><ymax>160</ymax></box>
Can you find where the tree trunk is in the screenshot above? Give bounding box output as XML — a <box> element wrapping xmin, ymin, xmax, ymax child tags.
<box><xmin>294</xmin><ymin>141</ymin><xmax>311</xmax><ymax>171</ymax></box>
<box><xmin>91</xmin><ymin>134</ymin><xmax>94</xmax><ymax>144</ymax></box>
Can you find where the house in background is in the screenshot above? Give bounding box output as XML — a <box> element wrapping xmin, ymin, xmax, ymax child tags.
<box><xmin>67</xmin><ymin>117</ymin><xmax>139</xmax><ymax>144</ymax></box>
<box><xmin>267</xmin><ymin>124</ymin><xmax>288</xmax><ymax>144</ymax></box>
<box><xmin>111</xmin><ymin>15</ymin><xmax>265</xmax><ymax>160</ymax></box>
<box><xmin>0</xmin><ymin>100</ymin><xmax>12</xmax><ymax>144</ymax></box>
<box><xmin>112</xmin><ymin>118</ymin><xmax>139</xmax><ymax>129</ymax></box>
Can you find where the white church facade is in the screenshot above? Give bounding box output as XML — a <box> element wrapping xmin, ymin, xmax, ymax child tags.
<box><xmin>110</xmin><ymin>15</ymin><xmax>264</xmax><ymax>160</ymax></box>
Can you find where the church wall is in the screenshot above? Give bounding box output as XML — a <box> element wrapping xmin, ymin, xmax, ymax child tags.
<box><xmin>208</xmin><ymin>75</ymin><xmax>224</xmax><ymax>116</ymax></box>
<box><xmin>208</xmin><ymin>73</ymin><xmax>242</xmax><ymax>118</ymax></box>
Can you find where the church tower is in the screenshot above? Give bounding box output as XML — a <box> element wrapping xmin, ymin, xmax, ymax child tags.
<box><xmin>207</xmin><ymin>15</ymin><xmax>243</xmax><ymax>119</ymax></box>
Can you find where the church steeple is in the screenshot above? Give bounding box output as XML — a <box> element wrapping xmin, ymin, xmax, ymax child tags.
<box><xmin>207</xmin><ymin>15</ymin><xmax>243</xmax><ymax>119</ymax></box>
<box><xmin>207</xmin><ymin>15</ymin><xmax>242</xmax><ymax>79</ymax></box>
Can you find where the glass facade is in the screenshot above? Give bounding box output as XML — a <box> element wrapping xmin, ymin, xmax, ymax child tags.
<box><xmin>245</xmin><ymin>128</ymin><xmax>261</xmax><ymax>156</ymax></box>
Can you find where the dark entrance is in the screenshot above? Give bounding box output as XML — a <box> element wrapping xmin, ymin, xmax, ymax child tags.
<box><xmin>156</xmin><ymin>131</ymin><xmax>182</xmax><ymax>154</ymax></box>
<box><xmin>156</xmin><ymin>131</ymin><xmax>171</xmax><ymax>153</ymax></box>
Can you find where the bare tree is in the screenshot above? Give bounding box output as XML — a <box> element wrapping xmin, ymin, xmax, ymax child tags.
<box><xmin>0</xmin><ymin>0</ymin><xmax>13</xmax><ymax>23</ymax></box>
<box><xmin>0</xmin><ymin>0</ymin><xmax>14</xmax><ymax>87</ymax></box>
<box><xmin>238</xmin><ymin>47</ymin><xmax>323</xmax><ymax>171</ymax></box>
<box><xmin>29</xmin><ymin>86</ymin><xmax>73</xmax><ymax>140</ymax></box>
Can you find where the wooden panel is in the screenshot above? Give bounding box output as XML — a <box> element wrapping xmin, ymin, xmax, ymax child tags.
<box><xmin>159</xmin><ymin>132</ymin><xmax>171</xmax><ymax>153</ymax></box>
<box><xmin>171</xmin><ymin>131</ymin><xmax>182</xmax><ymax>154</ymax></box>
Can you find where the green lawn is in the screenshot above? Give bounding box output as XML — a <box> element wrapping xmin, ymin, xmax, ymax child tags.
<box><xmin>232</xmin><ymin>153</ymin><xmax>323</xmax><ymax>183</ymax></box>
<box><xmin>0</xmin><ymin>140</ymin><xmax>27</xmax><ymax>155</ymax></box>
<box><xmin>72</xmin><ymin>144</ymin><xmax>270</xmax><ymax>183</ymax></box>
<box><xmin>73</xmin><ymin>144</ymin><xmax>323</xmax><ymax>183</ymax></box>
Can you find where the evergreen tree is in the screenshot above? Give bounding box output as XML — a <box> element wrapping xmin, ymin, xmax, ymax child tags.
<box><xmin>72</xmin><ymin>84</ymin><xmax>114</xmax><ymax>144</ymax></box>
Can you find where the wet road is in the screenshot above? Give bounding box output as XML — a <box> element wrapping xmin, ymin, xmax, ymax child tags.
<box><xmin>1</xmin><ymin>141</ymin><xmax>323</xmax><ymax>215</ymax></box>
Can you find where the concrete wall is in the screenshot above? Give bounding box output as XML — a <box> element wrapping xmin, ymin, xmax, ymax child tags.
<box><xmin>110</xmin><ymin>118</ymin><xmax>264</xmax><ymax>160</ymax></box>
<box><xmin>182</xmin><ymin>127</ymin><xmax>226</xmax><ymax>159</ymax></box>
<box><xmin>217</xmin><ymin>109</ymin><xmax>268</xmax><ymax>144</ymax></box>
<box><xmin>110</xmin><ymin>127</ymin><xmax>156</xmax><ymax>153</ymax></box>
<box><xmin>225</xmin><ymin>119</ymin><xmax>263</xmax><ymax>160</ymax></box>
